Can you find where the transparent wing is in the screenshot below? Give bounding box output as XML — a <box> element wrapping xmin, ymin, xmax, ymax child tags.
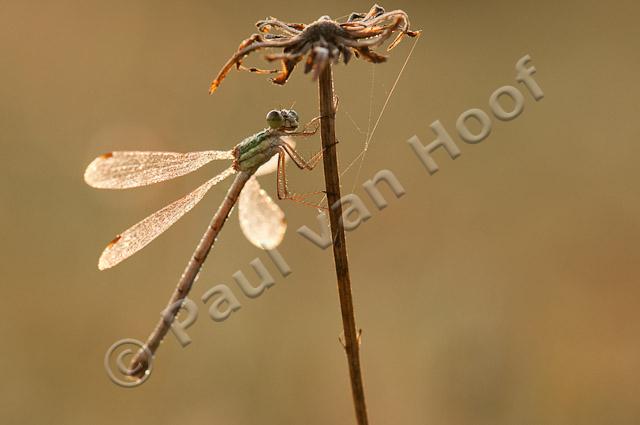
<box><xmin>98</xmin><ymin>167</ymin><xmax>236</xmax><ymax>270</ymax></box>
<box><xmin>238</xmin><ymin>176</ymin><xmax>286</xmax><ymax>250</ymax></box>
<box><xmin>254</xmin><ymin>137</ymin><xmax>295</xmax><ymax>176</ymax></box>
<box><xmin>84</xmin><ymin>150</ymin><xmax>234</xmax><ymax>189</ymax></box>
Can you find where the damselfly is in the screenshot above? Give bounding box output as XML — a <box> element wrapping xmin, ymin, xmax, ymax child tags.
<box><xmin>85</xmin><ymin>109</ymin><xmax>322</xmax><ymax>377</ymax></box>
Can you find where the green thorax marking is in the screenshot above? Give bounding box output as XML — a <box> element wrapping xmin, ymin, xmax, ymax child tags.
<box><xmin>233</xmin><ymin>128</ymin><xmax>280</xmax><ymax>173</ymax></box>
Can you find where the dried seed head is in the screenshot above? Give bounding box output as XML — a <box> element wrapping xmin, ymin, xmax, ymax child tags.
<box><xmin>210</xmin><ymin>4</ymin><xmax>420</xmax><ymax>93</ymax></box>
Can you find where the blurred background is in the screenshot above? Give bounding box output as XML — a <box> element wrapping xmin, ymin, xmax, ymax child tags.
<box><xmin>1</xmin><ymin>0</ymin><xmax>639</xmax><ymax>424</ymax></box>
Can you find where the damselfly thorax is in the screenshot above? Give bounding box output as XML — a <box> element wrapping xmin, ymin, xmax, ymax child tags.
<box><xmin>233</xmin><ymin>128</ymin><xmax>284</xmax><ymax>173</ymax></box>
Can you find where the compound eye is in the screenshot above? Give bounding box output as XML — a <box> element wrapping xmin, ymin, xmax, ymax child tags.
<box><xmin>266</xmin><ymin>110</ymin><xmax>284</xmax><ymax>129</ymax></box>
<box><xmin>288</xmin><ymin>110</ymin><xmax>299</xmax><ymax>120</ymax></box>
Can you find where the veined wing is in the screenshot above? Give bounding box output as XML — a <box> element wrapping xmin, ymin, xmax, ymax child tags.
<box><xmin>85</xmin><ymin>150</ymin><xmax>234</xmax><ymax>189</ymax></box>
<box><xmin>238</xmin><ymin>176</ymin><xmax>286</xmax><ymax>250</ymax></box>
<box><xmin>98</xmin><ymin>167</ymin><xmax>236</xmax><ymax>270</ymax></box>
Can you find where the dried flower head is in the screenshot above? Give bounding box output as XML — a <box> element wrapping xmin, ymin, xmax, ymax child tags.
<box><xmin>209</xmin><ymin>4</ymin><xmax>420</xmax><ymax>93</ymax></box>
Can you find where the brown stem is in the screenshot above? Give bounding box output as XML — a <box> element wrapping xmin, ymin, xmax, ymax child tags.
<box><xmin>318</xmin><ymin>65</ymin><xmax>369</xmax><ymax>425</ymax></box>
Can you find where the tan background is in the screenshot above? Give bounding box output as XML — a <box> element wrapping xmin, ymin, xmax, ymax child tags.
<box><xmin>1</xmin><ymin>0</ymin><xmax>639</xmax><ymax>424</ymax></box>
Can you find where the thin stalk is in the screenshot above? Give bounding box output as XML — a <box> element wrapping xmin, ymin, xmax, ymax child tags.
<box><xmin>318</xmin><ymin>65</ymin><xmax>369</xmax><ymax>425</ymax></box>
<box><xmin>128</xmin><ymin>171</ymin><xmax>252</xmax><ymax>377</ymax></box>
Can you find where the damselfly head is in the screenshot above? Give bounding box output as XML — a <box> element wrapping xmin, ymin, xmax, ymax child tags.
<box><xmin>266</xmin><ymin>109</ymin><xmax>299</xmax><ymax>131</ymax></box>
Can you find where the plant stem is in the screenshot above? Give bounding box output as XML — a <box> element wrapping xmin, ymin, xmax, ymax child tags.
<box><xmin>318</xmin><ymin>65</ymin><xmax>369</xmax><ymax>425</ymax></box>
